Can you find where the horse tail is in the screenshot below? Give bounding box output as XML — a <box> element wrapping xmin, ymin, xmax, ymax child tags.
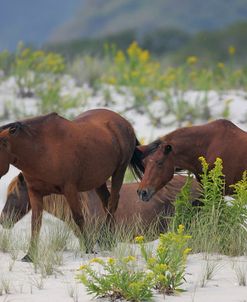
<box><xmin>129</xmin><ymin>138</ymin><xmax>145</xmax><ymax>180</ymax></box>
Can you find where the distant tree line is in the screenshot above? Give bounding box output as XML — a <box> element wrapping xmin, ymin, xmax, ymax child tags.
<box><xmin>45</xmin><ymin>21</ymin><xmax>247</xmax><ymax>66</ymax></box>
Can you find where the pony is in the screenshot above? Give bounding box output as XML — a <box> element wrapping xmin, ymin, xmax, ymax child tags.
<box><xmin>137</xmin><ymin>119</ymin><xmax>247</xmax><ymax>201</ymax></box>
<box><xmin>0</xmin><ymin>173</ymin><xmax>201</xmax><ymax>234</ymax></box>
<box><xmin>0</xmin><ymin>109</ymin><xmax>143</xmax><ymax>260</ymax></box>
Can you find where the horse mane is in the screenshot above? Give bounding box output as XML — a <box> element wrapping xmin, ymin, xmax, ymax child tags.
<box><xmin>0</xmin><ymin>113</ymin><xmax>59</xmax><ymax>135</ymax></box>
<box><xmin>142</xmin><ymin>139</ymin><xmax>162</xmax><ymax>158</ymax></box>
<box><xmin>7</xmin><ymin>176</ymin><xmax>21</xmax><ymax>199</ymax></box>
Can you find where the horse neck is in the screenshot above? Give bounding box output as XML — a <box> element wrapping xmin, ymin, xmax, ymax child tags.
<box><xmin>8</xmin><ymin>135</ymin><xmax>40</xmax><ymax>171</ymax></box>
<box><xmin>8</xmin><ymin>115</ymin><xmax>65</xmax><ymax>171</ymax></box>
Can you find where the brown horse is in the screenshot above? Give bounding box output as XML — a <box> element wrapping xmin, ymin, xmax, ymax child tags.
<box><xmin>0</xmin><ymin>173</ymin><xmax>201</xmax><ymax>233</ymax></box>
<box><xmin>0</xmin><ymin>109</ymin><xmax>143</xmax><ymax>260</ymax></box>
<box><xmin>137</xmin><ymin>119</ymin><xmax>247</xmax><ymax>201</ymax></box>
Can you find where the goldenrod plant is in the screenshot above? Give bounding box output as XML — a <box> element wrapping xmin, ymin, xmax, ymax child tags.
<box><xmin>77</xmin><ymin>225</ymin><xmax>191</xmax><ymax>300</ymax></box>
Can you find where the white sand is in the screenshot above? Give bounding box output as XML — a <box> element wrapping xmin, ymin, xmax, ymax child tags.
<box><xmin>0</xmin><ymin>78</ymin><xmax>247</xmax><ymax>301</ymax></box>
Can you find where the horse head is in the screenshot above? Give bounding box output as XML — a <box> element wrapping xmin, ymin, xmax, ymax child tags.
<box><xmin>0</xmin><ymin>121</ymin><xmax>33</xmax><ymax>177</ymax></box>
<box><xmin>137</xmin><ymin>139</ymin><xmax>175</xmax><ymax>202</ymax></box>
<box><xmin>0</xmin><ymin>172</ymin><xmax>31</xmax><ymax>228</ymax></box>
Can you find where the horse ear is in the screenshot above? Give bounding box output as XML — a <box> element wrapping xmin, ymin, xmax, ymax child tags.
<box><xmin>136</xmin><ymin>145</ymin><xmax>148</xmax><ymax>154</ymax></box>
<box><xmin>18</xmin><ymin>173</ymin><xmax>25</xmax><ymax>183</ymax></box>
<box><xmin>164</xmin><ymin>144</ymin><xmax>172</xmax><ymax>154</ymax></box>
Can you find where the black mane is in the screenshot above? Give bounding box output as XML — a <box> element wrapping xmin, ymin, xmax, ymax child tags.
<box><xmin>0</xmin><ymin>113</ymin><xmax>58</xmax><ymax>134</ymax></box>
<box><xmin>142</xmin><ymin>139</ymin><xmax>162</xmax><ymax>158</ymax></box>
<box><xmin>0</xmin><ymin>121</ymin><xmax>23</xmax><ymax>131</ymax></box>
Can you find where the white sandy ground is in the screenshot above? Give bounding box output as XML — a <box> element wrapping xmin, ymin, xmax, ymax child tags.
<box><xmin>0</xmin><ymin>77</ymin><xmax>247</xmax><ymax>301</ymax></box>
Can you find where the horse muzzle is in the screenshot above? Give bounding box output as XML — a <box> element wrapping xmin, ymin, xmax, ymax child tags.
<box><xmin>137</xmin><ymin>187</ymin><xmax>155</xmax><ymax>202</ymax></box>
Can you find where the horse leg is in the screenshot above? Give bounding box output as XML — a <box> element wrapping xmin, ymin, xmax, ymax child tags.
<box><xmin>22</xmin><ymin>189</ymin><xmax>43</xmax><ymax>262</ymax></box>
<box><xmin>95</xmin><ymin>183</ymin><xmax>110</xmax><ymax>211</ymax></box>
<box><xmin>98</xmin><ymin>166</ymin><xmax>127</xmax><ymax>250</ymax></box>
<box><xmin>64</xmin><ymin>184</ymin><xmax>94</xmax><ymax>253</ymax></box>
<box><xmin>107</xmin><ymin>165</ymin><xmax>127</xmax><ymax>223</ymax></box>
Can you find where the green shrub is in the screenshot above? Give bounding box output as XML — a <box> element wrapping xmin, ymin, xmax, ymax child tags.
<box><xmin>13</xmin><ymin>43</ymin><xmax>65</xmax><ymax>97</ymax></box>
<box><xmin>172</xmin><ymin>157</ymin><xmax>247</xmax><ymax>255</ymax></box>
<box><xmin>136</xmin><ymin>225</ymin><xmax>191</xmax><ymax>294</ymax></box>
<box><xmin>77</xmin><ymin>257</ymin><xmax>154</xmax><ymax>302</ymax></box>
<box><xmin>77</xmin><ymin>226</ymin><xmax>191</xmax><ymax>300</ymax></box>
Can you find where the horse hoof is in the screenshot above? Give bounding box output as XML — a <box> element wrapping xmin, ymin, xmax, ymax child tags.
<box><xmin>21</xmin><ymin>254</ymin><xmax>33</xmax><ymax>262</ymax></box>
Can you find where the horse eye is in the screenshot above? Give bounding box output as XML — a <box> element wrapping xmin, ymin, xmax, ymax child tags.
<box><xmin>9</xmin><ymin>127</ymin><xmax>17</xmax><ymax>135</ymax></box>
<box><xmin>164</xmin><ymin>145</ymin><xmax>172</xmax><ymax>154</ymax></box>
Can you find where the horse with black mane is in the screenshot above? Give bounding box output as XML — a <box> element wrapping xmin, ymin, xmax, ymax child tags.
<box><xmin>0</xmin><ymin>109</ymin><xmax>143</xmax><ymax>261</ymax></box>
<box><xmin>137</xmin><ymin>119</ymin><xmax>247</xmax><ymax>201</ymax></box>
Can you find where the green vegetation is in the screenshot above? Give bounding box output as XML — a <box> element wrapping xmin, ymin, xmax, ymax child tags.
<box><xmin>172</xmin><ymin>157</ymin><xmax>247</xmax><ymax>256</ymax></box>
<box><xmin>0</xmin><ymin>38</ymin><xmax>246</xmax><ymax>124</ymax></box>
<box><xmin>13</xmin><ymin>43</ymin><xmax>65</xmax><ymax>97</ymax></box>
<box><xmin>77</xmin><ymin>226</ymin><xmax>191</xmax><ymax>301</ymax></box>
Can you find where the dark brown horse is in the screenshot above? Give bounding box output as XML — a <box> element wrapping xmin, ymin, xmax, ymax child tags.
<box><xmin>0</xmin><ymin>109</ymin><xmax>143</xmax><ymax>260</ymax></box>
<box><xmin>0</xmin><ymin>173</ymin><xmax>201</xmax><ymax>233</ymax></box>
<box><xmin>137</xmin><ymin>119</ymin><xmax>247</xmax><ymax>201</ymax></box>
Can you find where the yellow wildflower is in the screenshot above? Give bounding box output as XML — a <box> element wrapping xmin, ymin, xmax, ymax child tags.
<box><xmin>139</xmin><ymin>137</ymin><xmax>146</xmax><ymax>145</ymax></box>
<box><xmin>135</xmin><ymin>235</ymin><xmax>144</xmax><ymax>243</ymax></box>
<box><xmin>131</xmin><ymin>70</ymin><xmax>139</xmax><ymax>78</ymax></box>
<box><xmin>157</xmin><ymin>274</ymin><xmax>167</xmax><ymax>283</ymax></box>
<box><xmin>78</xmin><ymin>264</ymin><xmax>88</xmax><ymax>270</ymax></box>
<box><xmin>156</xmin><ymin>263</ymin><xmax>168</xmax><ymax>271</ymax></box>
<box><xmin>199</xmin><ymin>156</ymin><xmax>208</xmax><ymax>170</ymax></box>
<box><xmin>107</xmin><ymin>76</ymin><xmax>116</xmax><ymax>85</ymax></box>
<box><xmin>157</xmin><ymin>244</ymin><xmax>166</xmax><ymax>254</ymax></box>
<box><xmin>90</xmin><ymin>257</ymin><xmax>104</xmax><ymax>265</ymax></box>
<box><xmin>178</xmin><ymin>224</ymin><xmax>185</xmax><ymax>234</ymax></box>
<box><xmin>215</xmin><ymin>157</ymin><xmax>223</xmax><ymax>165</ymax></box>
<box><xmin>147</xmin><ymin>257</ymin><xmax>156</xmax><ymax>266</ymax></box>
<box><xmin>139</xmin><ymin>50</ymin><xmax>150</xmax><ymax>63</ymax></box>
<box><xmin>187</xmin><ymin>56</ymin><xmax>198</xmax><ymax>65</ymax></box>
<box><xmin>217</xmin><ymin>62</ymin><xmax>225</xmax><ymax>69</ymax></box>
<box><xmin>228</xmin><ymin>45</ymin><xmax>236</xmax><ymax>56</ymax></box>
<box><xmin>123</xmin><ymin>255</ymin><xmax>136</xmax><ymax>263</ymax></box>
<box><xmin>127</xmin><ymin>41</ymin><xmax>139</xmax><ymax>58</ymax></box>
<box><xmin>107</xmin><ymin>257</ymin><xmax>116</xmax><ymax>265</ymax></box>
<box><xmin>33</xmin><ymin>50</ymin><xmax>45</xmax><ymax>58</ymax></box>
<box><xmin>114</xmin><ymin>50</ymin><xmax>125</xmax><ymax>64</ymax></box>
<box><xmin>183</xmin><ymin>248</ymin><xmax>192</xmax><ymax>256</ymax></box>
